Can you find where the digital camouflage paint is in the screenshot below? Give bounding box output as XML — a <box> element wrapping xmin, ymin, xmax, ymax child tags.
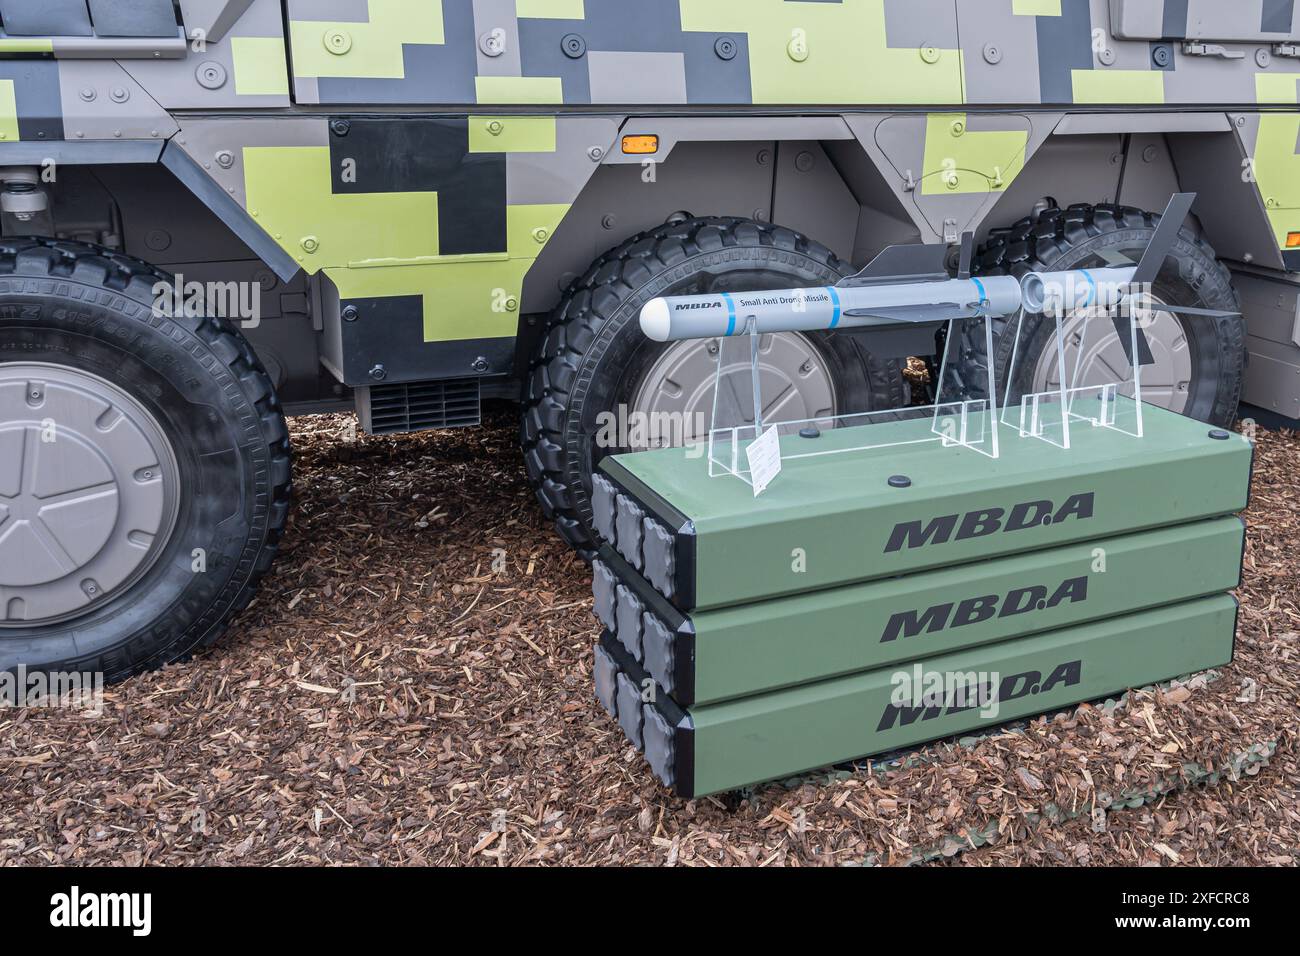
<box><xmin>0</xmin><ymin>2</ymin><xmax>1282</xmax><ymax>688</ymax></box>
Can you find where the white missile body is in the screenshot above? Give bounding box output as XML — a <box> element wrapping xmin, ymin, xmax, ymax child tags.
<box><xmin>638</xmin><ymin>276</ymin><xmax>1024</xmax><ymax>343</ymax></box>
<box><xmin>638</xmin><ymin>268</ymin><xmax>1141</xmax><ymax>343</ymax></box>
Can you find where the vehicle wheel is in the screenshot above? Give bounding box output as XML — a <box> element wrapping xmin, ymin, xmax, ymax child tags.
<box><xmin>977</xmin><ymin>203</ymin><xmax>1245</xmax><ymax>427</ymax></box>
<box><xmin>0</xmin><ymin>239</ymin><xmax>291</xmax><ymax>682</ymax></box>
<box><xmin>522</xmin><ymin>216</ymin><xmax>904</xmax><ymax>553</ymax></box>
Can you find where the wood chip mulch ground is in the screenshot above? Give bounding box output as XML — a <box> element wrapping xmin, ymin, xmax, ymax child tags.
<box><xmin>0</xmin><ymin>408</ymin><xmax>1295</xmax><ymax>867</ymax></box>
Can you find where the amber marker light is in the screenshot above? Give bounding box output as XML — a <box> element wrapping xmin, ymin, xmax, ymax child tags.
<box><xmin>621</xmin><ymin>135</ymin><xmax>659</xmax><ymax>155</ymax></box>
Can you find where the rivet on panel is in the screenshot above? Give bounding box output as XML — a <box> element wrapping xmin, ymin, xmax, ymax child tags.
<box><xmin>479</xmin><ymin>28</ymin><xmax>507</xmax><ymax>58</ymax></box>
<box><xmin>196</xmin><ymin>61</ymin><xmax>228</xmax><ymax>89</ymax></box>
<box><xmin>788</xmin><ymin>28</ymin><xmax>809</xmax><ymax>62</ymax></box>
<box><xmin>324</xmin><ymin>29</ymin><xmax>352</xmax><ymax>55</ymax></box>
<box><xmin>562</xmin><ymin>33</ymin><xmax>587</xmax><ymax>58</ymax></box>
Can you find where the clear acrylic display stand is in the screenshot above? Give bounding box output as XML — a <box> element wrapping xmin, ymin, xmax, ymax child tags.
<box><xmin>706</xmin><ymin>313</ymin><xmax>1001</xmax><ymax>487</ymax></box>
<box><xmin>1001</xmin><ymin>283</ymin><xmax>1149</xmax><ymax>451</ymax></box>
<box><xmin>694</xmin><ymin>195</ymin><xmax>1207</xmax><ymax>491</ymax></box>
<box><xmin>703</xmin><ymin>289</ymin><xmax>1152</xmax><ymax>490</ymax></box>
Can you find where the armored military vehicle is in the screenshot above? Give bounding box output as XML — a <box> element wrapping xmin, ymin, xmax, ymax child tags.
<box><xmin>0</xmin><ymin>0</ymin><xmax>1293</xmax><ymax>680</ymax></box>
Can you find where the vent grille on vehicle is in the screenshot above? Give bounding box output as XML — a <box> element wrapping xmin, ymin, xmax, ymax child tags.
<box><xmin>359</xmin><ymin>379</ymin><xmax>482</xmax><ymax>436</ymax></box>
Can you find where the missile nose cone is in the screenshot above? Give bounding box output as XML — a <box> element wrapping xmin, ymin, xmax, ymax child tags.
<box><xmin>640</xmin><ymin>298</ymin><xmax>672</xmax><ymax>342</ymax></box>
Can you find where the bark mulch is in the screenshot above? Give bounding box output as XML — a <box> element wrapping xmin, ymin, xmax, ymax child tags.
<box><xmin>0</xmin><ymin>409</ymin><xmax>1294</xmax><ymax>866</ymax></box>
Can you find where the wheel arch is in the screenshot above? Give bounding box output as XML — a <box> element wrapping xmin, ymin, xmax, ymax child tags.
<box><xmin>978</xmin><ymin>112</ymin><xmax>1282</xmax><ymax>272</ymax></box>
<box><xmin>520</xmin><ymin>115</ymin><xmax>925</xmax><ymax>327</ymax></box>
<box><xmin>158</xmin><ymin>140</ymin><xmax>302</xmax><ymax>282</ymax></box>
<box><xmin>0</xmin><ymin>140</ymin><xmax>299</xmax><ymax>283</ymax></box>
<box><xmin>0</xmin><ymin>149</ymin><xmax>336</xmax><ymax>414</ymax></box>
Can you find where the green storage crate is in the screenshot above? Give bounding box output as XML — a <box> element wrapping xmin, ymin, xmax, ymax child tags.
<box><xmin>593</xmin><ymin>517</ymin><xmax>1245</xmax><ymax>706</ymax></box>
<box><xmin>595</xmin><ymin>594</ymin><xmax>1239</xmax><ymax>798</ymax></box>
<box><xmin>594</xmin><ymin>402</ymin><xmax>1252</xmax><ymax>612</ymax></box>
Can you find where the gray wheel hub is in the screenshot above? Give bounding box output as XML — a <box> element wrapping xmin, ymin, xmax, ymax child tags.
<box><xmin>1031</xmin><ymin>300</ymin><xmax>1192</xmax><ymax>416</ymax></box>
<box><xmin>629</xmin><ymin>333</ymin><xmax>836</xmax><ymax>449</ymax></box>
<box><xmin>0</xmin><ymin>364</ymin><xmax>179</xmax><ymax>627</ymax></box>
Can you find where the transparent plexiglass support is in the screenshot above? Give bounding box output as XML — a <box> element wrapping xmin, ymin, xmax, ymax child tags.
<box><xmin>706</xmin><ymin>315</ymin><xmax>1000</xmax><ymax>487</ymax></box>
<box><xmin>1000</xmin><ymin>298</ymin><xmax>1148</xmax><ymax>451</ymax></box>
<box><xmin>701</xmin><ymin>290</ymin><xmax>1152</xmax><ymax>489</ymax></box>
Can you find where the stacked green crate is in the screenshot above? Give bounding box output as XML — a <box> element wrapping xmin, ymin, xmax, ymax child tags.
<box><xmin>589</xmin><ymin>404</ymin><xmax>1252</xmax><ymax>798</ymax></box>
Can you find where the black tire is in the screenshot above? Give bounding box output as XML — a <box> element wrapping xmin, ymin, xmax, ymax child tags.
<box><xmin>0</xmin><ymin>239</ymin><xmax>291</xmax><ymax>682</ymax></box>
<box><xmin>976</xmin><ymin>203</ymin><xmax>1245</xmax><ymax>427</ymax></box>
<box><xmin>522</xmin><ymin>216</ymin><xmax>904</xmax><ymax>553</ymax></box>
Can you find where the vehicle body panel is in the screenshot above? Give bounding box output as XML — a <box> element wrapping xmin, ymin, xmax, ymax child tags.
<box><xmin>1</xmin><ymin>0</ymin><xmax>1298</xmax><ymax>412</ymax></box>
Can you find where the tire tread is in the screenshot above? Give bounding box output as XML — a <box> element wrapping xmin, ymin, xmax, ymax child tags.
<box><xmin>0</xmin><ymin>237</ymin><xmax>292</xmax><ymax>681</ymax></box>
<box><xmin>521</xmin><ymin>217</ymin><xmax>902</xmax><ymax>552</ymax></box>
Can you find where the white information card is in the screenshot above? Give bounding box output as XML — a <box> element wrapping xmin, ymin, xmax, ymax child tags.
<box><xmin>746</xmin><ymin>426</ymin><xmax>783</xmax><ymax>497</ymax></box>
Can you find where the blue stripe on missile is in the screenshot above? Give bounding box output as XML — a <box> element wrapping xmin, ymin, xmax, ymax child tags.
<box><xmin>971</xmin><ymin>277</ymin><xmax>987</xmax><ymax>316</ymax></box>
<box><xmin>1080</xmin><ymin>270</ymin><xmax>1097</xmax><ymax>308</ymax></box>
<box><xmin>827</xmin><ymin>286</ymin><xmax>841</xmax><ymax>329</ymax></box>
<box><xmin>722</xmin><ymin>292</ymin><xmax>737</xmax><ymax>336</ymax></box>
